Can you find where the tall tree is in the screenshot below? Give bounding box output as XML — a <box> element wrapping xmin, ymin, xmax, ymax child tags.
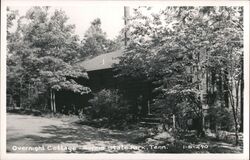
<box><xmin>116</xmin><ymin>6</ymin><xmax>243</xmax><ymax>139</ymax></box>
<box><xmin>80</xmin><ymin>18</ymin><xmax>120</xmax><ymax>58</ymax></box>
<box><xmin>7</xmin><ymin>7</ymin><xmax>91</xmax><ymax>112</ymax></box>
<box><xmin>7</xmin><ymin>7</ymin><xmax>20</xmax><ymax>109</ymax></box>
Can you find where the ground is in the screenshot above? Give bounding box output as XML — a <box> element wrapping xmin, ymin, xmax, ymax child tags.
<box><xmin>7</xmin><ymin>113</ymin><xmax>146</xmax><ymax>153</ymax></box>
<box><xmin>7</xmin><ymin>113</ymin><xmax>243</xmax><ymax>153</ymax></box>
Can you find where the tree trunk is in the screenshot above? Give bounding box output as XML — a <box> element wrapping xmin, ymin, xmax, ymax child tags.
<box><xmin>50</xmin><ymin>89</ymin><xmax>54</xmax><ymax>113</ymax></box>
<box><xmin>172</xmin><ymin>114</ymin><xmax>176</xmax><ymax>129</ymax></box>
<box><xmin>28</xmin><ymin>82</ymin><xmax>31</xmax><ymax>109</ymax></box>
<box><xmin>43</xmin><ymin>96</ymin><xmax>47</xmax><ymax>111</ymax></box>
<box><xmin>53</xmin><ymin>90</ymin><xmax>56</xmax><ymax>113</ymax></box>
<box><xmin>235</xmin><ymin>82</ymin><xmax>240</xmax><ymax>145</ymax></box>
<box><xmin>223</xmin><ymin>69</ymin><xmax>229</xmax><ymax>108</ymax></box>
<box><xmin>19</xmin><ymin>82</ymin><xmax>23</xmax><ymax>109</ymax></box>
<box><xmin>229</xmin><ymin>89</ymin><xmax>239</xmax><ymax>145</ymax></box>
<box><xmin>198</xmin><ymin>112</ymin><xmax>205</xmax><ymax>137</ymax></box>
<box><xmin>240</xmin><ymin>56</ymin><xmax>244</xmax><ymax>132</ymax></box>
<box><xmin>217</xmin><ymin>70</ymin><xmax>223</xmax><ymax>108</ymax></box>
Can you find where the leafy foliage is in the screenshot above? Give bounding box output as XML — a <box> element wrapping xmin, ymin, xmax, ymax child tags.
<box><xmin>116</xmin><ymin>6</ymin><xmax>243</xmax><ymax>137</ymax></box>
<box><xmin>85</xmin><ymin>89</ymin><xmax>132</xmax><ymax>128</ymax></box>
<box><xmin>7</xmin><ymin>7</ymin><xmax>90</xmax><ymax>110</ymax></box>
<box><xmin>80</xmin><ymin>18</ymin><xmax>120</xmax><ymax>57</ymax></box>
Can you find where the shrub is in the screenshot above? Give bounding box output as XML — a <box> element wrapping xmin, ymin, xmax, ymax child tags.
<box><xmin>84</xmin><ymin>89</ymin><xmax>132</xmax><ymax>129</ymax></box>
<box><xmin>208</xmin><ymin>102</ymin><xmax>235</xmax><ymax>132</ymax></box>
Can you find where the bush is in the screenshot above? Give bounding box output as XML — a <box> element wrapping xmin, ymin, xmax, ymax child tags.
<box><xmin>208</xmin><ymin>102</ymin><xmax>235</xmax><ymax>132</ymax></box>
<box><xmin>84</xmin><ymin>89</ymin><xmax>133</xmax><ymax>129</ymax></box>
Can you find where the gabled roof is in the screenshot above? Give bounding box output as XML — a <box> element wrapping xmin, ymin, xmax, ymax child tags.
<box><xmin>77</xmin><ymin>50</ymin><xmax>123</xmax><ymax>71</ymax></box>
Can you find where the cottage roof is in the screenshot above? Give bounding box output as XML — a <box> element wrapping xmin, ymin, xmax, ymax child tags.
<box><xmin>77</xmin><ymin>50</ymin><xmax>123</xmax><ymax>71</ymax></box>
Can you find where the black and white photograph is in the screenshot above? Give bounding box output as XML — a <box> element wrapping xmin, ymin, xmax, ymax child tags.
<box><xmin>1</xmin><ymin>0</ymin><xmax>249</xmax><ymax>160</ymax></box>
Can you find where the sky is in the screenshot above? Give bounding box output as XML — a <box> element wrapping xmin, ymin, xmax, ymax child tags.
<box><xmin>9</xmin><ymin>6</ymin><xmax>125</xmax><ymax>40</ymax></box>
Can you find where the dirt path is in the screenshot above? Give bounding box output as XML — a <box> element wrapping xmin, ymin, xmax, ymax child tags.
<box><xmin>7</xmin><ymin>113</ymin><xmax>144</xmax><ymax>153</ymax></box>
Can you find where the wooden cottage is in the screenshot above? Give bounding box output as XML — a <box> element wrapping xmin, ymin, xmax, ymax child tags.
<box><xmin>76</xmin><ymin>50</ymin><xmax>154</xmax><ymax>117</ymax></box>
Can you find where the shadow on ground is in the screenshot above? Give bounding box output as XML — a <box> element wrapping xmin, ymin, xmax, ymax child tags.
<box><xmin>7</xmin><ymin>120</ymin><xmax>146</xmax><ymax>153</ymax></box>
<box><xmin>7</xmin><ymin>114</ymin><xmax>243</xmax><ymax>153</ymax></box>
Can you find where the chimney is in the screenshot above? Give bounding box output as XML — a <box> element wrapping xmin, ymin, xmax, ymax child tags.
<box><xmin>124</xmin><ymin>6</ymin><xmax>130</xmax><ymax>46</ymax></box>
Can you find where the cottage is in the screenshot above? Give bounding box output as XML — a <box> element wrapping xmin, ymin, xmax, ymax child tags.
<box><xmin>76</xmin><ymin>49</ymin><xmax>154</xmax><ymax>117</ymax></box>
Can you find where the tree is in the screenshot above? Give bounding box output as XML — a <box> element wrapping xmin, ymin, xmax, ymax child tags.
<box><xmin>7</xmin><ymin>7</ymin><xmax>91</xmax><ymax>113</ymax></box>
<box><xmin>198</xmin><ymin>6</ymin><xmax>243</xmax><ymax>144</ymax></box>
<box><xmin>117</xmin><ymin>6</ymin><xmax>205</xmax><ymax>134</ymax></box>
<box><xmin>7</xmin><ymin>7</ymin><xmax>18</xmax><ymax>39</ymax></box>
<box><xmin>116</xmin><ymin>6</ymin><xmax>243</xmax><ymax>140</ymax></box>
<box><xmin>7</xmin><ymin>7</ymin><xmax>20</xmax><ymax>109</ymax></box>
<box><xmin>80</xmin><ymin>18</ymin><xmax>120</xmax><ymax>58</ymax></box>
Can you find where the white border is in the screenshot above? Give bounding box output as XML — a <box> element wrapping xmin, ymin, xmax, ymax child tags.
<box><xmin>1</xmin><ymin>1</ymin><xmax>249</xmax><ymax>160</ymax></box>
